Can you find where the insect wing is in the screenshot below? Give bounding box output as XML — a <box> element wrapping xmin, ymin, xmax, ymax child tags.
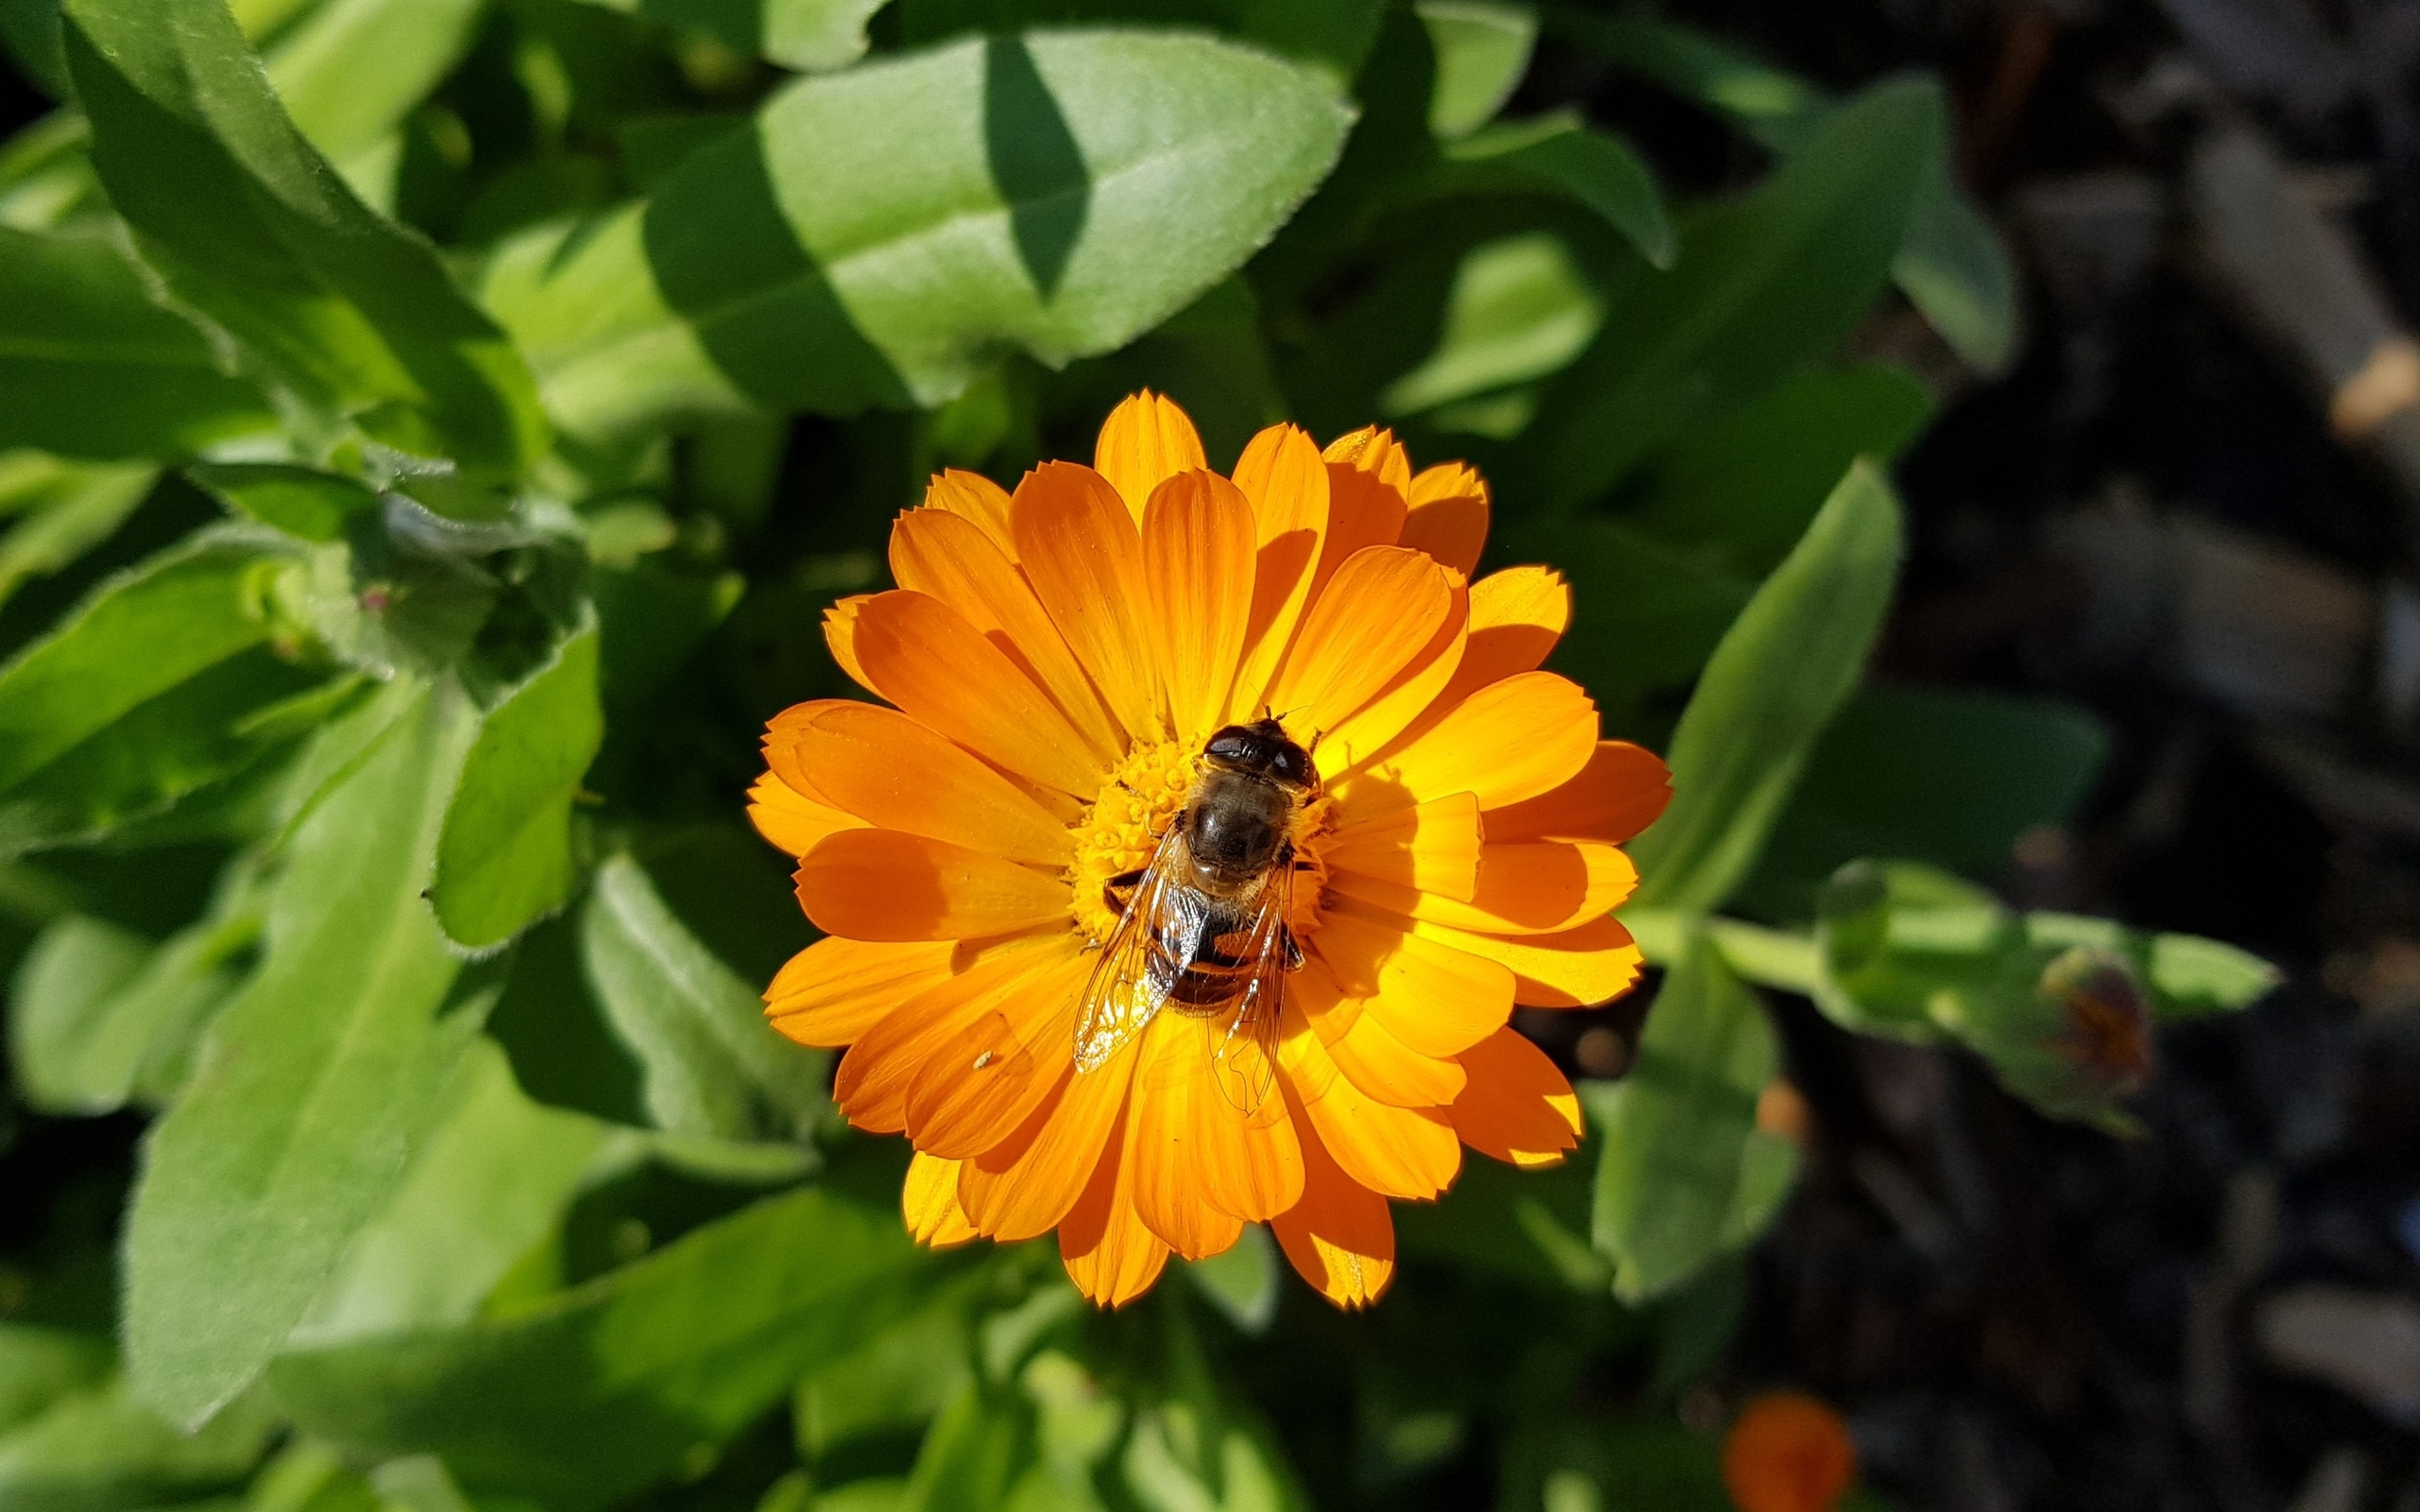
<box><xmin>1206</xmin><ymin>865</ymin><xmax>1290</xmax><ymax>1123</ymax></box>
<box><xmin>1072</xmin><ymin>829</ymin><xmax>1203</xmax><ymax>1073</ymax></box>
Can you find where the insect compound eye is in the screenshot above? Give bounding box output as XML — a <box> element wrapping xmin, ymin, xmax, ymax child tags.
<box><xmin>1202</xmin><ymin>727</ymin><xmax>1253</xmax><ymax>765</ymax></box>
<box><xmin>1272</xmin><ymin>746</ymin><xmax>1311</xmax><ymax>786</ymax></box>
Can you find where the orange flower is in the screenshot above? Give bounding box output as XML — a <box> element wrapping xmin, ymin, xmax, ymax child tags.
<box><xmin>751</xmin><ymin>391</ymin><xmax>1669</xmax><ymax>1309</ymax></box>
<box><xmin>1721</xmin><ymin>1393</ymin><xmax>1858</xmax><ymax>1512</ymax></box>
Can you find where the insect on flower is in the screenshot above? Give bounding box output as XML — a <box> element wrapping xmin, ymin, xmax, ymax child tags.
<box><xmin>751</xmin><ymin>392</ymin><xmax>1671</xmax><ymax>1309</ymax></box>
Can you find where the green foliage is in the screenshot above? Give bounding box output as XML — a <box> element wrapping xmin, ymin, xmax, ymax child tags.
<box><xmin>1586</xmin><ymin>932</ymin><xmax>1795</xmax><ymax>1303</ymax></box>
<box><xmin>0</xmin><ymin>1</ymin><xmax>2267</xmax><ymax>1506</ymax></box>
<box><xmin>1625</xmin><ymin>460</ymin><xmax>1904</xmax><ymax>914</ymax></box>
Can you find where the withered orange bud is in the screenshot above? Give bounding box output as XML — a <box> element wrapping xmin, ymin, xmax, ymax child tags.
<box><xmin>1720</xmin><ymin>1391</ymin><xmax>1857</xmax><ymax>1512</ymax></box>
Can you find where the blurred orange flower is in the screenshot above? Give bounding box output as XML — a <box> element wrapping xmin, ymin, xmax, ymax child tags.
<box><xmin>751</xmin><ymin>391</ymin><xmax>1668</xmax><ymax>1309</ymax></box>
<box><xmin>1721</xmin><ymin>1392</ymin><xmax>1858</xmax><ymax>1512</ymax></box>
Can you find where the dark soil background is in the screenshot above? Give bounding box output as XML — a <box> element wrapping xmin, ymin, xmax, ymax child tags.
<box><xmin>1548</xmin><ymin>2</ymin><xmax>2420</xmax><ymax>1506</ymax></box>
<box><xmin>6</xmin><ymin>3</ymin><xmax>2420</xmax><ymax>1508</ymax></box>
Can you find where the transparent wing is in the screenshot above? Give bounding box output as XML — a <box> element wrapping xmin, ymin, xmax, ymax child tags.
<box><xmin>1072</xmin><ymin>826</ymin><xmax>1208</xmax><ymax>1074</ymax></box>
<box><xmin>1206</xmin><ymin>864</ymin><xmax>1291</xmax><ymax>1123</ymax></box>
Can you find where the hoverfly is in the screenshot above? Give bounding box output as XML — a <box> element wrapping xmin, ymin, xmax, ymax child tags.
<box><xmin>1071</xmin><ymin>718</ymin><xmax>1317</xmax><ymax>1114</ymax></box>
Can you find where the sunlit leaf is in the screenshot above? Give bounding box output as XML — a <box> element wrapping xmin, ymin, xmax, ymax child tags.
<box><xmin>483</xmin><ymin>29</ymin><xmax>1353</xmax><ymax>438</ymax></box>
<box><xmin>123</xmin><ymin>680</ymin><xmax>487</xmax><ymax>1428</ymax></box>
<box><xmin>0</xmin><ymin>229</ymin><xmax>275</xmax><ymax>461</ymax></box>
<box><xmin>1417</xmin><ymin>0</ymin><xmax>1536</xmax><ymax>138</ymax></box>
<box><xmin>1382</xmin><ymin>232</ymin><xmax>1603</xmax><ymax>416</ymax></box>
<box><xmin>9</xmin><ymin>897</ymin><xmax>257</xmax><ymax>1116</ymax></box>
<box><xmin>581</xmin><ymin>851</ymin><xmax>828</xmax><ymax>1143</ymax></box>
<box><xmin>1585</xmin><ymin>930</ymin><xmax>1790</xmax><ymax>1302</ymax></box>
<box><xmin>261</xmin><ymin>0</ymin><xmax>488</xmax><ymax>207</ymax></box>
<box><xmin>1624</xmin><ymin>461</ymin><xmax>1903</xmax><ymax>914</ymax></box>
<box><xmin>0</xmin><ymin>1373</ymin><xmax>278</xmax><ymax>1510</ymax></box>
<box><xmin>0</xmin><ymin>533</ymin><xmax>333</xmax><ymax>856</ymax></box>
<box><xmin>270</xmin><ymin>1185</ymin><xmax>926</xmax><ymax>1509</ymax></box>
<box><xmin>291</xmin><ymin>1039</ymin><xmax>609</xmax><ymax>1346</ymax></box>
<box><xmin>61</xmin><ymin>0</ymin><xmax>547</xmax><ymax>475</ymax></box>
<box><xmin>430</xmin><ymin>624</ymin><xmax>603</xmax><ymax>952</ymax></box>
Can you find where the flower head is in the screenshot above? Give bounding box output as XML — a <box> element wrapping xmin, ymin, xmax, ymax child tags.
<box><xmin>1720</xmin><ymin>1392</ymin><xmax>1858</xmax><ymax>1512</ymax></box>
<box><xmin>752</xmin><ymin>391</ymin><xmax>1668</xmax><ymax>1309</ymax></box>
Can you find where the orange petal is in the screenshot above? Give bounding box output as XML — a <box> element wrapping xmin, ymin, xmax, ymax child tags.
<box><xmin>1337</xmin><ymin>671</ymin><xmax>1598</xmax><ymax>816</ymax></box>
<box><xmin>1278</xmin><ymin>1005</ymin><xmax>1461</xmax><ymax>1200</ymax></box>
<box><xmin>1327</xmin><ymin>840</ymin><xmax>1637</xmax><ymax>936</ymax></box>
<box><xmin>1011</xmin><ymin>462</ymin><xmax>1163</xmax><ymax>741</ymax></box>
<box><xmin>1322</xmin><ymin>424</ymin><xmax>1413</xmax><ymax>497</ymax></box>
<box><xmin>959</xmin><ymin>1029</ymin><xmax>1139</xmax><ymax>1242</ymax></box>
<box><xmin>889</xmin><ymin>507</ymin><xmax>1124</xmax><ymax>766</ymax></box>
<box><xmin>833</xmin><ymin>937</ymin><xmax>1070</xmax><ymax>1132</ymax></box>
<box><xmin>1451</xmin><ymin>1026</ymin><xmax>1583</xmax><ymax>1168</ymax></box>
<box><xmin>767</xmin><ymin>700</ymin><xmax>1070</xmax><ymax>867</ymax></box>
<box><xmin>1270</xmin><ymin>1091</ymin><xmax>1396</xmax><ymax>1309</ymax></box>
<box><xmin>1486</xmin><ymin>740</ymin><xmax>1673</xmax><ymax>844</ymax></box>
<box><xmin>795</xmin><ymin>829</ymin><xmax>1065</xmax><ymax>942</ymax></box>
<box><xmin>1128</xmin><ymin>1014</ymin><xmax>1300</xmax><ymax>1250</ymax></box>
<box><xmin>1323</xmin><ymin>791</ymin><xmax>1481</xmax><ymax>902</ymax></box>
<box><xmin>1297</xmin><ymin>956</ymin><xmax>1468</xmax><ymax>1108</ymax></box>
<box><xmin>904</xmin><ymin>949</ymin><xmax>1092</xmax><ymax>1159</ymax></box>
<box><xmin>766</xmin><ymin>936</ymin><xmax>959</xmax><ymax>1048</ymax></box>
<box><xmin>923</xmin><ymin>470</ymin><xmax>1017</xmax><ymax>558</ymax></box>
<box><xmin>849</xmin><ymin>589</ymin><xmax>1106</xmax><ymax>797</ymax></box>
<box><xmin>1314</xmin><ymin>579</ymin><xmax>1467</xmax><ymax>776</ymax></box>
<box><xmin>1408</xmin><ymin>915</ymin><xmax>1645</xmax><ymax>1009</ymax></box>
<box><xmin>903</xmin><ymin>1151</ymin><xmax>980</xmax><ymax>1247</ymax></box>
<box><xmin>1310</xmin><ymin>464</ymin><xmax>1408</xmax><ymax>599</ymax></box>
<box><xmin>1059</xmin><ymin>1092</ymin><xmax>1170</xmax><ymax>1308</ymax></box>
<box><xmin>1142</xmin><ymin>471</ymin><xmax>1254</xmax><ymax>742</ymax></box>
<box><xmin>1442</xmin><ymin>567</ymin><xmax>1570</xmax><ymax>708</ymax></box>
<box><xmin>1400</xmin><ymin>462</ymin><xmax>1489</xmax><ymax>577</ymax></box>
<box><xmin>821</xmin><ymin>593</ymin><xmax>875</xmax><ymax>694</ymax></box>
<box><xmin>1094</xmin><ymin>390</ymin><xmax>1206</xmax><ymax>523</ymax></box>
<box><xmin>1265</xmin><ymin>546</ymin><xmax>1455</xmax><ymax>739</ymax></box>
<box><xmin>1310</xmin><ymin>905</ymin><xmax>1515</xmax><ymax>1058</ymax></box>
<box><xmin>1227</xmin><ymin>423</ymin><xmax>1330</xmax><ymax>721</ymax></box>
<box><xmin>747</xmin><ymin>772</ymin><xmax>866</xmax><ymax>858</ymax></box>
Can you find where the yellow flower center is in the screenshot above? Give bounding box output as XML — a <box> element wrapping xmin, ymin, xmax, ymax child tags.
<box><xmin>1065</xmin><ymin>734</ymin><xmax>1332</xmax><ymax>949</ymax></box>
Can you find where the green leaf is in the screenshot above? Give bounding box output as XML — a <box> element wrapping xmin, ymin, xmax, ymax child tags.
<box><xmin>1183</xmin><ymin>1223</ymin><xmax>1278</xmax><ymax>1334</ymax></box>
<box><xmin>1621</xmin><ymin>363</ymin><xmax>1933</xmax><ymax>576</ymax></box>
<box><xmin>1438</xmin><ymin>112</ymin><xmax>1670</xmax><ymax>266</ymax></box>
<box><xmin>1735</xmin><ymin>686</ymin><xmax>2108</xmax><ymax>921</ymax></box>
<box><xmin>0</xmin><ymin>228</ymin><xmax>275</xmax><ymax>460</ymax></box>
<box><xmin>1624</xmin><ymin>461</ymin><xmax>1904</xmax><ymax>914</ymax></box>
<box><xmin>902</xmin><ymin>1381</ymin><xmax>1036</xmax><ymax>1512</ymax></box>
<box><xmin>579</xmin><ymin>0</ymin><xmax>893</xmax><ymax>73</ymax></box>
<box><xmin>269</xmin><ymin>1185</ymin><xmax>926</xmax><ymax>1510</ymax></box>
<box><xmin>1895</xmin><ymin>163</ymin><xmax>2018</xmax><ymax>375</ymax></box>
<box><xmin>890</xmin><ymin>0</ymin><xmax>1386</xmax><ymax>85</ymax></box>
<box><xmin>60</xmin><ymin>0</ymin><xmax>547</xmax><ymax>475</ymax></box>
<box><xmin>1416</xmin><ymin>0</ymin><xmax>1536</xmax><ymax>138</ymax></box>
<box><xmin>794</xmin><ymin>1283</ymin><xmax>976</xmax><ymax>1460</ymax></box>
<box><xmin>9</xmin><ymin>896</ymin><xmax>258</xmax><ymax>1116</ymax></box>
<box><xmin>430</xmin><ymin>625</ymin><xmax>603</xmax><ymax>952</ymax></box>
<box><xmin>484</xmin><ymin>29</ymin><xmax>1353</xmax><ymax>438</ymax></box>
<box><xmin>2145</xmin><ymin>932</ymin><xmax>2281</xmax><ymax>1018</ymax></box>
<box><xmin>1381</xmin><ymin>231</ymin><xmax>1602</xmax><ymax>416</ymax></box>
<box><xmin>1585</xmin><ymin>930</ymin><xmax>1788</xmax><ymax>1302</ymax></box>
<box><xmin>1532</xmin><ymin>77</ymin><xmax>1937</xmax><ymax>507</ymax></box>
<box><xmin>291</xmin><ymin>1039</ymin><xmax>609</xmax><ymax>1346</ymax></box>
<box><xmin>0</xmin><ymin>1372</ymin><xmax>277</xmax><ymax>1512</ymax></box>
<box><xmin>187</xmin><ymin>464</ymin><xmax>379</xmax><ymax>544</ymax></box>
<box><xmin>0</xmin><ymin>534</ymin><xmax>333</xmax><ymax>855</ymax></box>
<box><xmin>123</xmin><ymin>680</ymin><xmax>487</xmax><ymax>1429</ymax></box>
<box><xmin>0</xmin><ymin>1326</ymin><xmax>112</xmax><ymax>1436</ymax></box>
<box><xmin>261</xmin><ymin>0</ymin><xmax>487</xmax><ymax>198</ymax></box>
<box><xmin>1504</xmin><ymin>516</ymin><xmax>1750</xmax><ymax>724</ymax></box>
<box><xmin>580</xmin><ymin>851</ymin><xmax>828</xmax><ymax>1143</ymax></box>
<box><xmin>0</xmin><ymin>455</ymin><xmax>159</xmax><ymax>610</ymax></box>
<box><xmin>1554</xmin><ymin>11</ymin><xmax>2017</xmax><ymax>374</ymax></box>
